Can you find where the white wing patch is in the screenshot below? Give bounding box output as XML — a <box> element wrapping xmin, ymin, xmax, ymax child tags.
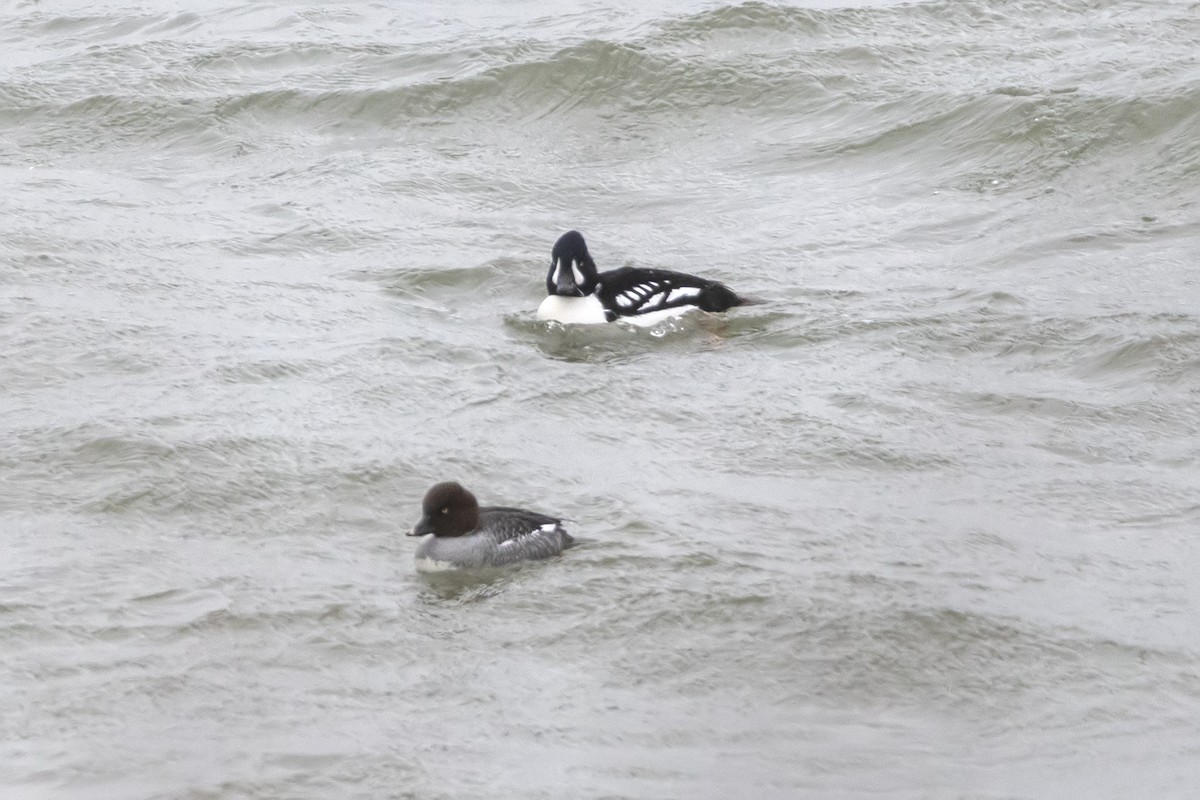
<box><xmin>497</xmin><ymin>522</ymin><xmax>558</xmax><ymax>550</ymax></box>
<box><xmin>612</xmin><ymin>280</ymin><xmax>704</xmax><ymax>316</ymax></box>
<box><xmin>615</xmin><ymin>281</ymin><xmax>673</xmax><ymax>310</ymax></box>
<box><xmin>666</xmin><ymin>286</ymin><xmax>701</xmax><ymax>304</ymax></box>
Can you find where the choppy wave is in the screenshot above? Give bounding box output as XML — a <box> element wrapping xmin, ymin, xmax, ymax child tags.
<box><xmin>5</xmin><ymin>0</ymin><xmax>1198</xmax><ymax>184</ymax></box>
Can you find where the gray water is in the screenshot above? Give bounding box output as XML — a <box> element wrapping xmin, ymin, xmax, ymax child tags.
<box><xmin>3</xmin><ymin>0</ymin><xmax>1199</xmax><ymax>797</ymax></box>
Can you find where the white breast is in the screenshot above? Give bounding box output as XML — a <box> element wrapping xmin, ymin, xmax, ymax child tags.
<box><xmin>537</xmin><ymin>295</ymin><xmax>609</xmax><ymax>325</ymax></box>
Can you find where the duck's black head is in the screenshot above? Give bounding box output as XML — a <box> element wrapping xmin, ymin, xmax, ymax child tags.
<box><xmin>408</xmin><ymin>481</ymin><xmax>480</xmax><ymax>538</ymax></box>
<box><xmin>547</xmin><ymin>230</ymin><xmax>600</xmax><ymax>297</ymax></box>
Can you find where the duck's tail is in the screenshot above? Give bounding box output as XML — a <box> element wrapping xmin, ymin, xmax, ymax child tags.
<box><xmin>700</xmin><ymin>282</ymin><xmax>765</xmax><ymax>312</ymax></box>
<box><xmin>733</xmin><ymin>293</ymin><xmax>768</xmax><ymax>307</ymax></box>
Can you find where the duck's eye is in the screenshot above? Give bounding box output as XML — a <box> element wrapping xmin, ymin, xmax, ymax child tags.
<box><xmin>440</xmin><ymin>507</ymin><xmax>449</xmax><ymax>515</ymax></box>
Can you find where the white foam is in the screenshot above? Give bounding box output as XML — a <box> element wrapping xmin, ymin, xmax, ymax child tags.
<box><xmin>414</xmin><ymin>556</ymin><xmax>461</xmax><ymax>573</ymax></box>
<box><xmin>618</xmin><ymin>305</ymin><xmax>697</xmax><ymax>328</ymax></box>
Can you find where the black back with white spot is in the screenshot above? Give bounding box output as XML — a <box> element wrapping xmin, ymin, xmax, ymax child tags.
<box><xmin>479</xmin><ymin>506</ymin><xmax>563</xmax><ymax>541</ymax></box>
<box><xmin>480</xmin><ymin>506</ymin><xmax>575</xmax><ymax>562</ymax></box>
<box><xmin>595</xmin><ymin>266</ymin><xmax>744</xmax><ymax>321</ymax></box>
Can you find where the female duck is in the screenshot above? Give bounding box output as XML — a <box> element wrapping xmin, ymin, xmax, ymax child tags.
<box><xmin>408</xmin><ymin>481</ymin><xmax>574</xmax><ymax>571</ymax></box>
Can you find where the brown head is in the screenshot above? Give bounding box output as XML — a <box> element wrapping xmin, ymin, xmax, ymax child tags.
<box><xmin>408</xmin><ymin>481</ymin><xmax>481</xmax><ymax>538</ymax></box>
